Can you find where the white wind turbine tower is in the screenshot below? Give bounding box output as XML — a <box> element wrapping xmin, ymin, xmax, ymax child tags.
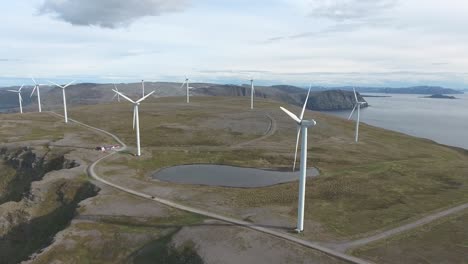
<box><xmin>8</xmin><ymin>85</ymin><xmax>24</xmax><ymax>114</ymax></box>
<box><xmin>112</xmin><ymin>84</ymin><xmax>121</xmax><ymax>102</ymax></box>
<box><xmin>179</xmin><ymin>77</ymin><xmax>193</xmax><ymax>103</ymax></box>
<box><xmin>250</xmin><ymin>78</ymin><xmax>255</xmax><ymax>110</ymax></box>
<box><xmin>348</xmin><ymin>88</ymin><xmax>366</xmax><ymax>143</ymax></box>
<box><xmin>48</xmin><ymin>80</ymin><xmax>75</xmax><ymax>124</ymax></box>
<box><xmin>112</xmin><ymin>89</ymin><xmax>155</xmax><ymax>156</ymax></box>
<box><xmin>280</xmin><ymin>86</ymin><xmax>316</xmax><ymax>232</ymax></box>
<box><xmin>31</xmin><ymin>78</ymin><xmax>44</xmax><ymax>112</ymax></box>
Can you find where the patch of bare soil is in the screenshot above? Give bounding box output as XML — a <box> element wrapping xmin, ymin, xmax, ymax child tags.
<box><xmin>171</xmin><ymin>219</ymin><xmax>347</xmax><ymax>264</ymax></box>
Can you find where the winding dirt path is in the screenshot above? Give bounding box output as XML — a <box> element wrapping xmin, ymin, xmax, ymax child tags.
<box><xmin>326</xmin><ymin>202</ymin><xmax>468</xmax><ymax>252</ymax></box>
<box><xmin>230</xmin><ymin>113</ymin><xmax>277</xmax><ymax>149</ymax></box>
<box><xmin>47</xmin><ymin>111</ymin><xmax>369</xmax><ymax>264</ymax></box>
<box><xmin>47</xmin><ymin>111</ymin><xmax>468</xmax><ymax>262</ymax></box>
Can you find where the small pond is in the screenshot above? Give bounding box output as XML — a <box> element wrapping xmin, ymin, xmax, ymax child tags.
<box><xmin>152</xmin><ymin>164</ymin><xmax>319</xmax><ymax>188</ymax></box>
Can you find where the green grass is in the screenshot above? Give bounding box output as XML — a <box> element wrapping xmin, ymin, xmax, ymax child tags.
<box><xmin>351</xmin><ymin>209</ymin><xmax>468</xmax><ymax>263</ymax></box>
<box><xmin>31</xmin><ymin>211</ymin><xmax>205</xmax><ymax>264</ymax></box>
<box><xmin>107</xmin><ymin>148</ymin><xmax>290</xmax><ymax>179</ymax></box>
<box><xmin>70</xmin><ymin>99</ymin><xmax>265</xmax><ymax>148</ymax></box>
<box><xmin>68</xmin><ymin>96</ymin><xmax>468</xmax><ymax>237</ymax></box>
<box><xmin>0</xmin><ymin>163</ymin><xmax>17</xmax><ymax>198</ymax></box>
<box><xmin>132</xmin><ymin>229</ymin><xmax>203</xmax><ymax>264</ymax></box>
<box><xmin>0</xmin><ymin>112</ymin><xmax>108</xmax><ymax>145</ymax></box>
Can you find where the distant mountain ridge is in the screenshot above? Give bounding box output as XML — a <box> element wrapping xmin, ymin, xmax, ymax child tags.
<box><xmin>0</xmin><ymin>82</ymin><xmax>367</xmax><ymax>113</ymax></box>
<box><xmin>192</xmin><ymin>84</ymin><xmax>367</xmax><ymax>111</ymax></box>
<box><xmin>313</xmin><ymin>86</ymin><xmax>464</xmax><ymax>95</ymax></box>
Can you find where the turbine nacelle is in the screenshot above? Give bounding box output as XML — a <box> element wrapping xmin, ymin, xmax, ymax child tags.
<box><xmin>348</xmin><ymin>87</ymin><xmax>365</xmax><ymax>143</ymax></box>
<box><xmin>279</xmin><ymin>85</ymin><xmax>315</xmax><ymax>232</ymax></box>
<box><xmin>181</xmin><ymin>76</ymin><xmax>192</xmax><ymax>103</ymax></box>
<box><xmin>112</xmin><ymin>89</ymin><xmax>155</xmax><ymax>156</ymax></box>
<box><xmin>30</xmin><ymin>78</ymin><xmax>44</xmax><ymax>113</ymax></box>
<box><xmin>8</xmin><ymin>84</ymin><xmax>24</xmax><ymax>94</ymax></box>
<box><xmin>48</xmin><ymin>80</ymin><xmax>76</xmax><ymax>89</ymax></box>
<box><xmin>8</xmin><ymin>85</ymin><xmax>25</xmax><ymax>113</ymax></box>
<box><xmin>280</xmin><ymin>85</ymin><xmax>315</xmax><ymax>172</ymax></box>
<box><xmin>48</xmin><ymin>80</ymin><xmax>76</xmax><ymax>123</ymax></box>
<box><xmin>300</xmin><ymin>120</ymin><xmax>317</xmax><ymax>127</ymax></box>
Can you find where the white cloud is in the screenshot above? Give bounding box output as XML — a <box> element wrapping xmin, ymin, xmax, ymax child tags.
<box><xmin>39</xmin><ymin>0</ymin><xmax>190</xmax><ymax>28</ymax></box>
<box><xmin>290</xmin><ymin>0</ymin><xmax>398</xmax><ymax>21</ymax></box>
<box><xmin>1</xmin><ymin>0</ymin><xmax>468</xmax><ymax>88</ymax></box>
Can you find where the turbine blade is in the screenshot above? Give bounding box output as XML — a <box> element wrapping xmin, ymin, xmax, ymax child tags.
<box><xmin>48</xmin><ymin>80</ymin><xmax>64</xmax><ymax>88</ymax></box>
<box><xmin>136</xmin><ymin>90</ymin><xmax>155</xmax><ymax>103</ymax></box>
<box><xmin>348</xmin><ymin>105</ymin><xmax>357</xmax><ymax>120</ymax></box>
<box><xmin>179</xmin><ymin>81</ymin><xmax>186</xmax><ymax>89</ymax></box>
<box><xmin>300</xmin><ymin>86</ymin><xmax>312</xmax><ymax>120</ymax></box>
<box><xmin>31</xmin><ymin>78</ymin><xmax>37</xmax><ymax>85</ymax></box>
<box><xmin>19</xmin><ymin>93</ymin><xmax>23</xmax><ymax>102</ymax></box>
<box><xmin>30</xmin><ymin>86</ymin><xmax>37</xmax><ymax>97</ymax></box>
<box><xmin>19</xmin><ymin>85</ymin><xmax>24</xmax><ymax>92</ymax></box>
<box><xmin>293</xmin><ymin>126</ymin><xmax>301</xmax><ymax>172</ymax></box>
<box><xmin>353</xmin><ymin>87</ymin><xmax>358</xmax><ymax>102</ymax></box>
<box><xmin>133</xmin><ymin>107</ymin><xmax>136</xmax><ymax>130</ymax></box>
<box><xmin>280</xmin><ymin>106</ymin><xmax>301</xmax><ymax>124</ymax></box>
<box><xmin>112</xmin><ymin>93</ymin><xmax>117</xmax><ymax>100</ymax></box>
<box><xmin>7</xmin><ymin>90</ymin><xmax>17</xmax><ymax>93</ymax></box>
<box><xmin>113</xmin><ymin>90</ymin><xmax>135</xmax><ymax>104</ymax></box>
<box><xmin>62</xmin><ymin>80</ymin><xmax>76</xmax><ymax>89</ymax></box>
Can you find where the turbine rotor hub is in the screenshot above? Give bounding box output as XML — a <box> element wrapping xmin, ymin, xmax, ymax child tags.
<box><xmin>300</xmin><ymin>120</ymin><xmax>317</xmax><ymax>127</ymax></box>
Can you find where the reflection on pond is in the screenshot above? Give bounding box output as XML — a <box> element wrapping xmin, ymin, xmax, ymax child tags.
<box><xmin>152</xmin><ymin>165</ymin><xmax>319</xmax><ymax>188</ymax></box>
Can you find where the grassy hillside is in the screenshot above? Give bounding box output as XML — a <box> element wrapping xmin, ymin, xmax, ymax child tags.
<box><xmin>352</xmin><ymin>209</ymin><xmax>468</xmax><ymax>263</ymax></box>
<box><xmin>2</xmin><ymin>82</ymin><xmax>366</xmax><ymax>114</ymax></box>
<box><xmin>68</xmin><ymin>96</ymin><xmax>468</xmax><ymax>238</ymax></box>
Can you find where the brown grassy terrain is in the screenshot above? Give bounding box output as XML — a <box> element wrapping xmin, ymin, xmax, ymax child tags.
<box><xmin>0</xmin><ymin>109</ymin><xmax>348</xmax><ymax>263</ymax></box>
<box><xmin>0</xmin><ymin>112</ymin><xmax>109</xmax><ymax>145</ymax></box>
<box><xmin>351</xmin><ymin>209</ymin><xmax>468</xmax><ymax>263</ymax></box>
<box><xmin>67</xmin><ymin>96</ymin><xmax>468</xmax><ymax>240</ymax></box>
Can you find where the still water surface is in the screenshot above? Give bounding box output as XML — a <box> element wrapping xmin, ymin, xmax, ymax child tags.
<box><xmin>152</xmin><ymin>165</ymin><xmax>319</xmax><ymax>188</ymax></box>
<box><xmin>324</xmin><ymin>93</ymin><xmax>468</xmax><ymax>149</ymax></box>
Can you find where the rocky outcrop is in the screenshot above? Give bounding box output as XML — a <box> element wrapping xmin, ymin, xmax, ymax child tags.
<box><xmin>0</xmin><ymin>146</ymin><xmax>98</xmax><ymax>264</ymax></box>
<box><xmin>305</xmin><ymin>90</ymin><xmax>368</xmax><ymax>110</ymax></box>
<box><xmin>0</xmin><ymin>180</ymin><xmax>99</xmax><ymax>264</ymax></box>
<box><xmin>423</xmin><ymin>94</ymin><xmax>457</xmax><ymax>99</ymax></box>
<box><xmin>372</xmin><ymin>86</ymin><xmax>462</xmax><ymax>95</ymax></box>
<box><xmin>0</xmin><ymin>147</ymin><xmax>79</xmax><ymax>204</ymax></box>
<box><xmin>194</xmin><ymin>85</ymin><xmax>367</xmax><ymax>111</ymax></box>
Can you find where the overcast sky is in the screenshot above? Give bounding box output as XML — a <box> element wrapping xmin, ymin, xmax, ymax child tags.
<box><xmin>1</xmin><ymin>0</ymin><xmax>468</xmax><ymax>88</ymax></box>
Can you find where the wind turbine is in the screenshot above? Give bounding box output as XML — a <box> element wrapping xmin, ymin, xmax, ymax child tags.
<box><xmin>250</xmin><ymin>78</ymin><xmax>255</xmax><ymax>110</ymax></box>
<box><xmin>280</xmin><ymin>86</ymin><xmax>316</xmax><ymax>233</ymax></box>
<box><xmin>7</xmin><ymin>85</ymin><xmax>24</xmax><ymax>114</ymax></box>
<box><xmin>112</xmin><ymin>84</ymin><xmax>121</xmax><ymax>102</ymax></box>
<box><xmin>141</xmin><ymin>80</ymin><xmax>145</xmax><ymax>97</ymax></box>
<box><xmin>348</xmin><ymin>88</ymin><xmax>366</xmax><ymax>143</ymax></box>
<box><xmin>30</xmin><ymin>78</ymin><xmax>44</xmax><ymax>112</ymax></box>
<box><xmin>179</xmin><ymin>77</ymin><xmax>193</xmax><ymax>103</ymax></box>
<box><xmin>112</xmin><ymin>89</ymin><xmax>155</xmax><ymax>156</ymax></box>
<box><xmin>48</xmin><ymin>80</ymin><xmax>76</xmax><ymax>124</ymax></box>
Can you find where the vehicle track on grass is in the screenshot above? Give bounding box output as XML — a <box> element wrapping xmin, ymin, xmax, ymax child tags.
<box><xmin>230</xmin><ymin>113</ymin><xmax>277</xmax><ymax>149</ymax></box>
<box><xmin>133</xmin><ymin>112</ymin><xmax>276</xmax><ymax>152</ymax></box>
<box><xmin>46</xmin><ymin>111</ymin><xmax>369</xmax><ymax>264</ymax></box>
<box><xmin>326</xmin><ymin>202</ymin><xmax>468</xmax><ymax>253</ymax></box>
<box><xmin>47</xmin><ymin>111</ymin><xmax>468</xmax><ymax>261</ymax></box>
